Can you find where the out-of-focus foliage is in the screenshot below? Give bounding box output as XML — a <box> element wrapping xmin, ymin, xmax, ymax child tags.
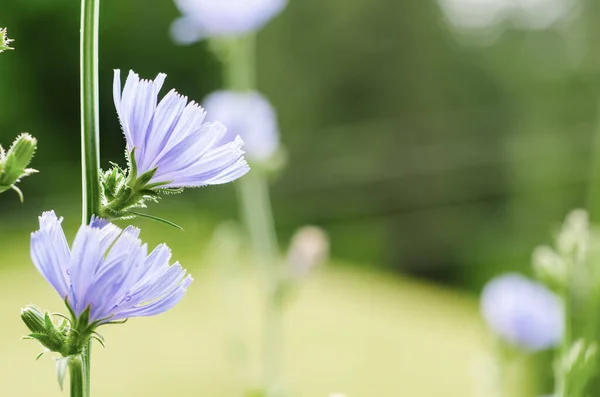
<box><xmin>2</xmin><ymin>0</ymin><xmax>600</xmax><ymax>292</ymax></box>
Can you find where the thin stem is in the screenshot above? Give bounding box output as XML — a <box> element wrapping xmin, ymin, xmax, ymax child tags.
<box><xmin>79</xmin><ymin>0</ymin><xmax>101</xmax><ymax>395</ymax></box>
<box><xmin>237</xmin><ymin>173</ymin><xmax>280</xmax><ymax>395</ymax></box>
<box><xmin>219</xmin><ymin>34</ymin><xmax>281</xmax><ymax>396</ymax></box>
<box><xmin>80</xmin><ymin>0</ymin><xmax>101</xmax><ymax>224</ymax></box>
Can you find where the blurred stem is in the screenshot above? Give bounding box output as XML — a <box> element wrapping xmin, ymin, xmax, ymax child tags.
<box><xmin>238</xmin><ymin>173</ymin><xmax>281</xmax><ymax>397</ymax></box>
<box><xmin>79</xmin><ymin>0</ymin><xmax>101</xmax><ymax>395</ymax></box>
<box><xmin>222</xmin><ymin>35</ymin><xmax>256</xmax><ymax>92</ymax></box>
<box><xmin>587</xmin><ymin>103</ymin><xmax>600</xmax><ymax>223</ymax></box>
<box><xmin>555</xmin><ymin>286</ymin><xmax>571</xmax><ymax>397</ymax></box>
<box><xmin>219</xmin><ymin>34</ymin><xmax>282</xmax><ymax>396</ymax></box>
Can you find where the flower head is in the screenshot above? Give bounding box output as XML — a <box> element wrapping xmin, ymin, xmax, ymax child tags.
<box><xmin>113</xmin><ymin>69</ymin><xmax>249</xmax><ymax>189</ymax></box>
<box><xmin>31</xmin><ymin>211</ymin><xmax>192</xmax><ymax>325</ymax></box>
<box><xmin>480</xmin><ymin>273</ymin><xmax>563</xmax><ymax>351</ymax></box>
<box><xmin>171</xmin><ymin>0</ymin><xmax>287</xmax><ymax>44</ymax></box>
<box><xmin>204</xmin><ymin>90</ymin><xmax>279</xmax><ymax>163</ymax></box>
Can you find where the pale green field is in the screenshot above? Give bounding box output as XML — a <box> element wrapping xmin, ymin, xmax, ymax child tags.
<box><xmin>1</xmin><ymin>228</ymin><xmax>498</xmax><ymax>397</ymax></box>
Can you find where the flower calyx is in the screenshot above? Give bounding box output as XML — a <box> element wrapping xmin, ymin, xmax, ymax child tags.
<box><xmin>100</xmin><ymin>149</ymin><xmax>182</xmax><ymax>228</ymax></box>
<box><xmin>21</xmin><ymin>302</ymin><xmax>107</xmax><ymax>361</ymax></box>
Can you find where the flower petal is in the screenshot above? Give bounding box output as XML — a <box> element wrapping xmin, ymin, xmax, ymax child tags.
<box><xmin>111</xmin><ymin>275</ymin><xmax>193</xmax><ymax>320</ymax></box>
<box><xmin>30</xmin><ymin>211</ymin><xmax>70</xmax><ymax>299</ymax></box>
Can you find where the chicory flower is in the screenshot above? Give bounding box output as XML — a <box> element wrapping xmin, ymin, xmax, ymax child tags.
<box><xmin>480</xmin><ymin>273</ymin><xmax>563</xmax><ymax>351</ymax></box>
<box><xmin>31</xmin><ymin>211</ymin><xmax>192</xmax><ymax>325</ymax></box>
<box><xmin>204</xmin><ymin>90</ymin><xmax>279</xmax><ymax>163</ymax></box>
<box><xmin>102</xmin><ymin>70</ymin><xmax>249</xmax><ymax>220</ymax></box>
<box><xmin>171</xmin><ymin>0</ymin><xmax>287</xmax><ymax>44</ymax></box>
<box><xmin>113</xmin><ymin>69</ymin><xmax>249</xmax><ymax>188</ymax></box>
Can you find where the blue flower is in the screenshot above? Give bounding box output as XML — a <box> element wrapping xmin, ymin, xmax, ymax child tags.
<box><xmin>171</xmin><ymin>0</ymin><xmax>287</xmax><ymax>44</ymax></box>
<box><xmin>480</xmin><ymin>273</ymin><xmax>563</xmax><ymax>351</ymax></box>
<box><xmin>113</xmin><ymin>69</ymin><xmax>249</xmax><ymax>189</ymax></box>
<box><xmin>30</xmin><ymin>211</ymin><xmax>192</xmax><ymax>324</ymax></box>
<box><xmin>204</xmin><ymin>90</ymin><xmax>279</xmax><ymax>163</ymax></box>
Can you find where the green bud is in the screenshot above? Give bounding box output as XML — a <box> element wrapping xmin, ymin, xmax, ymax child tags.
<box><xmin>101</xmin><ymin>165</ymin><xmax>127</xmax><ymax>202</ymax></box>
<box><xmin>99</xmin><ymin>149</ymin><xmax>181</xmax><ymax>228</ymax></box>
<box><xmin>0</xmin><ymin>28</ymin><xmax>14</xmax><ymax>53</ymax></box>
<box><xmin>21</xmin><ymin>306</ymin><xmax>67</xmax><ymax>355</ymax></box>
<box><xmin>21</xmin><ymin>306</ymin><xmax>47</xmax><ymax>334</ymax></box>
<box><xmin>6</xmin><ymin>133</ymin><xmax>37</xmax><ymax>172</ymax></box>
<box><xmin>0</xmin><ymin>133</ymin><xmax>38</xmax><ymax>201</ymax></box>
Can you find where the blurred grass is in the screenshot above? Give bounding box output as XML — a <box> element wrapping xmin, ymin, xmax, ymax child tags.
<box><xmin>0</xmin><ymin>223</ymin><xmax>497</xmax><ymax>397</ymax></box>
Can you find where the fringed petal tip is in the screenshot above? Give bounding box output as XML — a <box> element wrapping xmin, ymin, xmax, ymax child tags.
<box><xmin>38</xmin><ymin>210</ymin><xmax>63</xmax><ymax>228</ymax></box>
<box><xmin>89</xmin><ymin>215</ymin><xmax>111</xmax><ymax>229</ymax></box>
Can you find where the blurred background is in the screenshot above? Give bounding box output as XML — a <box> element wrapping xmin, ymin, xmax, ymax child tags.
<box><xmin>1</xmin><ymin>0</ymin><xmax>598</xmax><ymax>395</ymax></box>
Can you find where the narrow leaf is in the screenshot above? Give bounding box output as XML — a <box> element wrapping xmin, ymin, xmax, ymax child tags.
<box><xmin>129</xmin><ymin>211</ymin><xmax>183</xmax><ymax>230</ymax></box>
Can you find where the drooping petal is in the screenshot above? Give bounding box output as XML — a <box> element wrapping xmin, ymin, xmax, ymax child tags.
<box><xmin>30</xmin><ymin>211</ymin><xmax>70</xmax><ymax>299</ymax></box>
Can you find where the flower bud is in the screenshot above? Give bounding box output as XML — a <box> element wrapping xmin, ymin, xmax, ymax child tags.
<box><xmin>0</xmin><ymin>133</ymin><xmax>38</xmax><ymax>201</ymax></box>
<box><xmin>5</xmin><ymin>133</ymin><xmax>37</xmax><ymax>174</ymax></box>
<box><xmin>21</xmin><ymin>305</ymin><xmax>67</xmax><ymax>355</ymax></box>
<box><xmin>21</xmin><ymin>306</ymin><xmax>47</xmax><ymax>334</ymax></box>
<box><xmin>0</xmin><ymin>28</ymin><xmax>13</xmax><ymax>53</ymax></box>
<box><xmin>286</xmin><ymin>226</ymin><xmax>330</xmax><ymax>279</ymax></box>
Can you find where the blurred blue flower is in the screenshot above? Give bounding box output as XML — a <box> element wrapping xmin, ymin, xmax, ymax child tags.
<box><xmin>31</xmin><ymin>211</ymin><xmax>193</xmax><ymax>323</ymax></box>
<box><xmin>171</xmin><ymin>0</ymin><xmax>287</xmax><ymax>44</ymax></box>
<box><xmin>113</xmin><ymin>70</ymin><xmax>249</xmax><ymax>188</ymax></box>
<box><xmin>480</xmin><ymin>273</ymin><xmax>563</xmax><ymax>351</ymax></box>
<box><xmin>204</xmin><ymin>90</ymin><xmax>279</xmax><ymax>163</ymax></box>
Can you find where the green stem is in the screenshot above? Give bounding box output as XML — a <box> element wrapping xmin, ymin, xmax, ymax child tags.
<box><xmin>81</xmin><ymin>0</ymin><xmax>101</xmax><ymax>224</ymax></box>
<box><xmin>69</xmin><ymin>356</ymin><xmax>85</xmax><ymax>397</ymax></box>
<box><xmin>79</xmin><ymin>0</ymin><xmax>101</xmax><ymax>395</ymax></box>
<box><xmin>218</xmin><ymin>34</ymin><xmax>281</xmax><ymax>396</ymax></box>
